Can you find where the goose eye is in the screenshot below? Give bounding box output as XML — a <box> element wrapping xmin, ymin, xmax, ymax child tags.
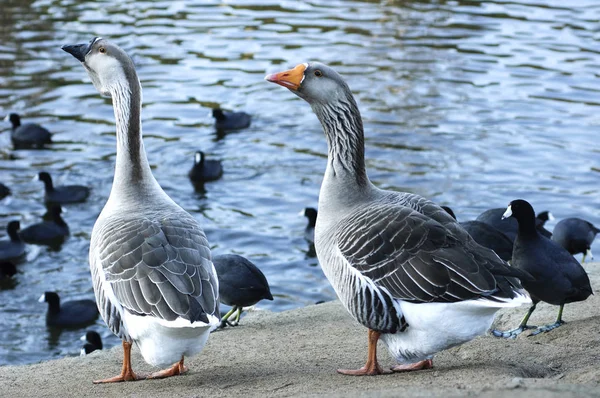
<box><xmin>99</xmin><ymin>47</ymin><xmax>106</xmax><ymax>54</ymax></box>
<box><xmin>314</xmin><ymin>70</ymin><xmax>323</xmax><ymax>77</ymax></box>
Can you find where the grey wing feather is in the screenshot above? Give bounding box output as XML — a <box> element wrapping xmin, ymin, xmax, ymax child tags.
<box><xmin>337</xmin><ymin>202</ymin><xmax>523</xmax><ymax>303</ymax></box>
<box><xmin>98</xmin><ymin>213</ymin><xmax>219</xmax><ymax>324</ymax></box>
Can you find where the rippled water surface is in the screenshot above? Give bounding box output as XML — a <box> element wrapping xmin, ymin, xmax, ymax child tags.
<box><xmin>1</xmin><ymin>0</ymin><xmax>599</xmax><ymax>366</ymax></box>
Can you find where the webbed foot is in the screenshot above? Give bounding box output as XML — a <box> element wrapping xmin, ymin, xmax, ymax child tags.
<box><xmin>391</xmin><ymin>358</ymin><xmax>433</xmax><ymax>372</ymax></box>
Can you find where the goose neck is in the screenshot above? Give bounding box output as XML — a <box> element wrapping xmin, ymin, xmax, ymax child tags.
<box><xmin>109</xmin><ymin>75</ymin><xmax>154</xmax><ymax>192</ymax></box>
<box><xmin>313</xmin><ymin>97</ymin><xmax>368</xmax><ymax>188</ymax></box>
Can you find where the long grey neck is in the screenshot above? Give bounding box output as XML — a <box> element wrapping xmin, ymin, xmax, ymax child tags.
<box><xmin>109</xmin><ymin>70</ymin><xmax>156</xmax><ymax>198</ymax></box>
<box><xmin>313</xmin><ymin>94</ymin><xmax>371</xmax><ymax>211</ymax></box>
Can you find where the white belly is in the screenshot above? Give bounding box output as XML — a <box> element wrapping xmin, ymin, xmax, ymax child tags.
<box><xmin>123</xmin><ymin>311</ymin><xmax>218</xmax><ymax>368</ymax></box>
<box><xmin>380</xmin><ymin>300</ymin><xmax>500</xmax><ymax>364</ymax></box>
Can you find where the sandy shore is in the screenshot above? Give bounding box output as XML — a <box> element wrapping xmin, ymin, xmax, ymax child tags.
<box><xmin>2</xmin><ymin>263</ymin><xmax>599</xmax><ymax>397</ymax></box>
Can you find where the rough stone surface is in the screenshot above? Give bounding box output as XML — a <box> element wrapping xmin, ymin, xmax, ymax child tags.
<box><xmin>2</xmin><ymin>264</ymin><xmax>600</xmax><ymax>397</ymax></box>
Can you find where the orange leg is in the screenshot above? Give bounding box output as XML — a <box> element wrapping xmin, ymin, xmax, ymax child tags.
<box><xmin>337</xmin><ymin>329</ymin><xmax>391</xmax><ymax>376</ymax></box>
<box><xmin>93</xmin><ymin>341</ymin><xmax>145</xmax><ymax>384</ymax></box>
<box><xmin>391</xmin><ymin>358</ymin><xmax>433</xmax><ymax>372</ymax></box>
<box><xmin>147</xmin><ymin>356</ymin><xmax>188</xmax><ymax>379</ymax></box>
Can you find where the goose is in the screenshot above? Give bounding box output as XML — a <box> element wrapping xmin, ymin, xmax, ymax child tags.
<box><xmin>80</xmin><ymin>330</ymin><xmax>103</xmax><ymax>356</ymax></box>
<box><xmin>476</xmin><ymin>208</ymin><xmax>553</xmax><ymax>242</ymax></box>
<box><xmin>39</xmin><ymin>291</ymin><xmax>99</xmax><ymax>328</ymax></box>
<box><xmin>552</xmin><ymin>217</ymin><xmax>599</xmax><ymax>262</ymax></box>
<box><xmin>212</xmin><ymin>108</ymin><xmax>251</xmax><ymax>131</ymax></box>
<box><xmin>212</xmin><ymin>254</ymin><xmax>273</xmax><ymax>327</ymax></box>
<box><xmin>492</xmin><ymin>200</ymin><xmax>592</xmax><ymax>338</ymax></box>
<box><xmin>62</xmin><ymin>37</ymin><xmax>220</xmax><ymax>383</ymax></box>
<box><xmin>188</xmin><ymin>150</ymin><xmax>223</xmax><ymax>184</ymax></box>
<box><xmin>442</xmin><ymin>206</ymin><xmax>513</xmax><ymax>262</ymax></box>
<box><xmin>0</xmin><ymin>221</ymin><xmax>26</xmax><ymax>262</ymax></box>
<box><xmin>19</xmin><ymin>205</ymin><xmax>69</xmax><ymax>248</ymax></box>
<box><xmin>4</xmin><ymin>113</ymin><xmax>52</xmax><ymax>149</ymax></box>
<box><xmin>266</xmin><ymin>63</ymin><xmax>531</xmax><ymax>375</ymax></box>
<box><xmin>37</xmin><ymin>171</ymin><xmax>90</xmax><ymax>204</ymax></box>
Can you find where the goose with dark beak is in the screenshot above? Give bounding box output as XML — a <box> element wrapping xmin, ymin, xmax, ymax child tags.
<box><xmin>63</xmin><ymin>38</ymin><xmax>220</xmax><ymax>383</ymax></box>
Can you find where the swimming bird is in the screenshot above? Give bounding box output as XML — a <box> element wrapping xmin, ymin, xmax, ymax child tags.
<box><xmin>213</xmin><ymin>254</ymin><xmax>273</xmax><ymax>327</ymax></box>
<box><xmin>19</xmin><ymin>205</ymin><xmax>69</xmax><ymax>248</ymax></box>
<box><xmin>63</xmin><ymin>37</ymin><xmax>220</xmax><ymax>383</ymax></box>
<box><xmin>188</xmin><ymin>151</ymin><xmax>223</xmax><ymax>184</ymax></box>
<box><xmin>477</xmin><ymin>208</ymin><xmax>553</xmax><ymax>242</ymax></box>
<box><xmin>0</xmin><ymin>221</ymin><xmax>26</xmax><ymax>262</ymax></box>
<box><xmin>552</xmin><ymin>217</ymin><xmax>599</xmax><ymax>263</ymax></box>
<box><xmin>80</xmin><ymin>330</ymin><xmax>103</xmax><ymax>356</ymax></box>
<box><xmin>212</xmin><ymin>108</ymin><xmax>251</xmax><ymax>131</ymax></box>
<box><xmin>0</xmin><ymin>261</ymin><xmax>17</xmax><ymax>280</ymax></box>
<box><xmin>266</xmin><ymin>63</ymin><xmax>530</xmax><ymax>375</ymax></box>
<box><xmin>300</xmin><ymin>207</ymin><xmax>318</xmax><ymax>244</ymax></box>
<box><xmin>535</xmin><ymin>211</ymin><xmax>553</xmax><ymax>238</ymax></box>
<box><xmin>441</xmin><ymin>207</ymin><xmax>513</xmax><ymax>262</ymax></box>
<box><xmin>4</xmin><ymin>113</ymin><xmax>52</xmax><ymax>149</ymax></box>
<box><xmin>37</xmin><ymin>171</ymin><xmax>90</xmax><ymax>204</ymax></box>
<box><xmin>492</xmin><ymin>200</ymin><xmax>592</xmax><ymax>338</ymax></box>
<box><xmin>0</xmin><ymin>183</ymin><xmax>10</xmax><ymax>200</ymax></box>
<box><xmin>39</xmin><ymin>291</ymin><xmax>99</xmax><ymax>328</ymax></box>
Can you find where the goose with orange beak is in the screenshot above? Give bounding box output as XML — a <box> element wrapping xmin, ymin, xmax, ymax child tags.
<box><xmin>266</xmin><ymin>63</ymin><xmax>531</xmax><ymax>376</ymax></box>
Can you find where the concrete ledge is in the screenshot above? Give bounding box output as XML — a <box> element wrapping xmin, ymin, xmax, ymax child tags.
<box><xmin>2</xmin><ymin>263</ymin><xmax>600</xmax><ymax>397</ymax></box>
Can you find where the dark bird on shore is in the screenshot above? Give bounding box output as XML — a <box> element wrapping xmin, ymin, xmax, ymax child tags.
<box><xmin>213</xmin><ymin>254</ymin><xmax>273</xmax><ymax>327</ymax></box>
<box><xmin>39</xmin><ymin>291</ymin><xmax>99</xmax><ymax>328</ymax></box>
<box><xmin>441</xmin><ymin>206</ymin><xmax>513</xmax><ymax>262</ymax></box>
<box><xmin>4</xmin><ymin>113</ymin><xmax>52</xmax><ymax>149</ymax></box>
<box><xmin>19</xmin><ymin>205</ymin><xmax>69</xmax><ymax>248</ymax></box>
<box><xmin>188</xmin><ymin>151</ymin><xmax>223</xmax><ymax>184</ymax></box>
<box><xmin>0</xmin><ymin>221</ymin><xmax>26</xmax><ymax>262</ymax></box>
<box><xmin>80</xmin><ymin>331</ymin><xmax>103</xmax><ymax>356</ymax></box>
<box><xmin>212</xmin><ymin>108</ymin><xmax>251</xmax><ymax>131</ymax></box>
<box><xmin>492</xmin><ymin>200</ymin><xmax>592</xmax><ymax>339</ymax></box>
<box><xmin>37</xmin><ymin>171</ymin><xmax>90</xmax><ymax>205</ymax></box>
<box><xmin>477</xmin><ymin>207</ymin><xmax>553</xmax><ymax>242</ymax></box>
<box><xmin>267</xmin><ymin>62</ymin><xmax>531</xmax><ymax>376</ymax></box>
<box><xmin>552</xmin><ymin>218</ymin><xmax>599</xmax><ymax>263</ymax></box>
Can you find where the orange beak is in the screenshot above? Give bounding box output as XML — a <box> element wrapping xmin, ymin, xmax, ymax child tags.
<box><xmin>265</xmin><ymin>63</ymin><xmax>307</xmax><ymax>91</ymax></box>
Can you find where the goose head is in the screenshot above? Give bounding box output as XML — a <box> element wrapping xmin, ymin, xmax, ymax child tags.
<box><xmin>265</xmin><ymin>62</ymin><xmax>352</xmax><ymax>107</ymax></box>
<box><xmin>62</xmin><ymin>37</ymin><xmax>136</xmax><ymax>97</ymax></box>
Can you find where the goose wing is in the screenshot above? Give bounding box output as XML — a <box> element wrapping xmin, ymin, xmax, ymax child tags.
<box><xmin>336</xmin><ymin>202</ymin><xmax>523</xmax><ymax>303</ymax></box>
<box><xmin>95</xmin><ymin>213</ymin><xmax>219</xmax><ymax>324</ymax></box>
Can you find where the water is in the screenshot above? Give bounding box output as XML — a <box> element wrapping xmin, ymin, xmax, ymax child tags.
<box><xmin>1</xmin><ymin>0</ymin><xmax>599</xmax><ymax>366</ymax></box>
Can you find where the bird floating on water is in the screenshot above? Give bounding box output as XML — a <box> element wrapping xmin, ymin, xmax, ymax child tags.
<box><xmin>212</xmin><ymin>108</ymin><xmax>251</xmax><ymax>131</ymax></box>
<box><xmin>36</xmin><ymin>171</ymin><xmax>90</xmax><ymax>205</ymax></box>
<box><xmin>63</xmin><ymin>37</ymin><xmax>220</xmax><ymax>383</ymax></box>
<box><xmin>266</xmin><ymin>62</ymin><xmax>531</xmax><ymax>375</ymax></box>
<box><xmin>4</xmin><ymin>113</ymin><xmax>52</xmax><ymax>149</ymax></box>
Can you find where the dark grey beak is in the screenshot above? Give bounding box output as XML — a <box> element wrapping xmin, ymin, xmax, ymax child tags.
<box><xmin>61</xmin><ymin>37</ymin><xmax>97</xmax><ymax>62</ymax></box>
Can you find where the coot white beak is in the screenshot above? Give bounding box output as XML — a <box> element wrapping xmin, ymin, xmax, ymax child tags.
<box><xmin>80</xmin><ymin>334</ymin><xmax>87</xmax><ymax>341</ymax></box>
<box><xmin>38</xmin><ymin>293</ymin><xmax>46</xmax><ymax>303</ymax></box>
<box><xmin>502</xmin><ymin>205</ymin><xmax>512</xmax><ymax>220</ymax></box>
<box><xmin>3</xmin><ymin>115</ymin><xmax>8</xmax><ymax>122</ymax></box>
<box><xmin>548</xmin><ymin>212</ymin><xmax>555</xmax><ymax>221</ymax></box>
